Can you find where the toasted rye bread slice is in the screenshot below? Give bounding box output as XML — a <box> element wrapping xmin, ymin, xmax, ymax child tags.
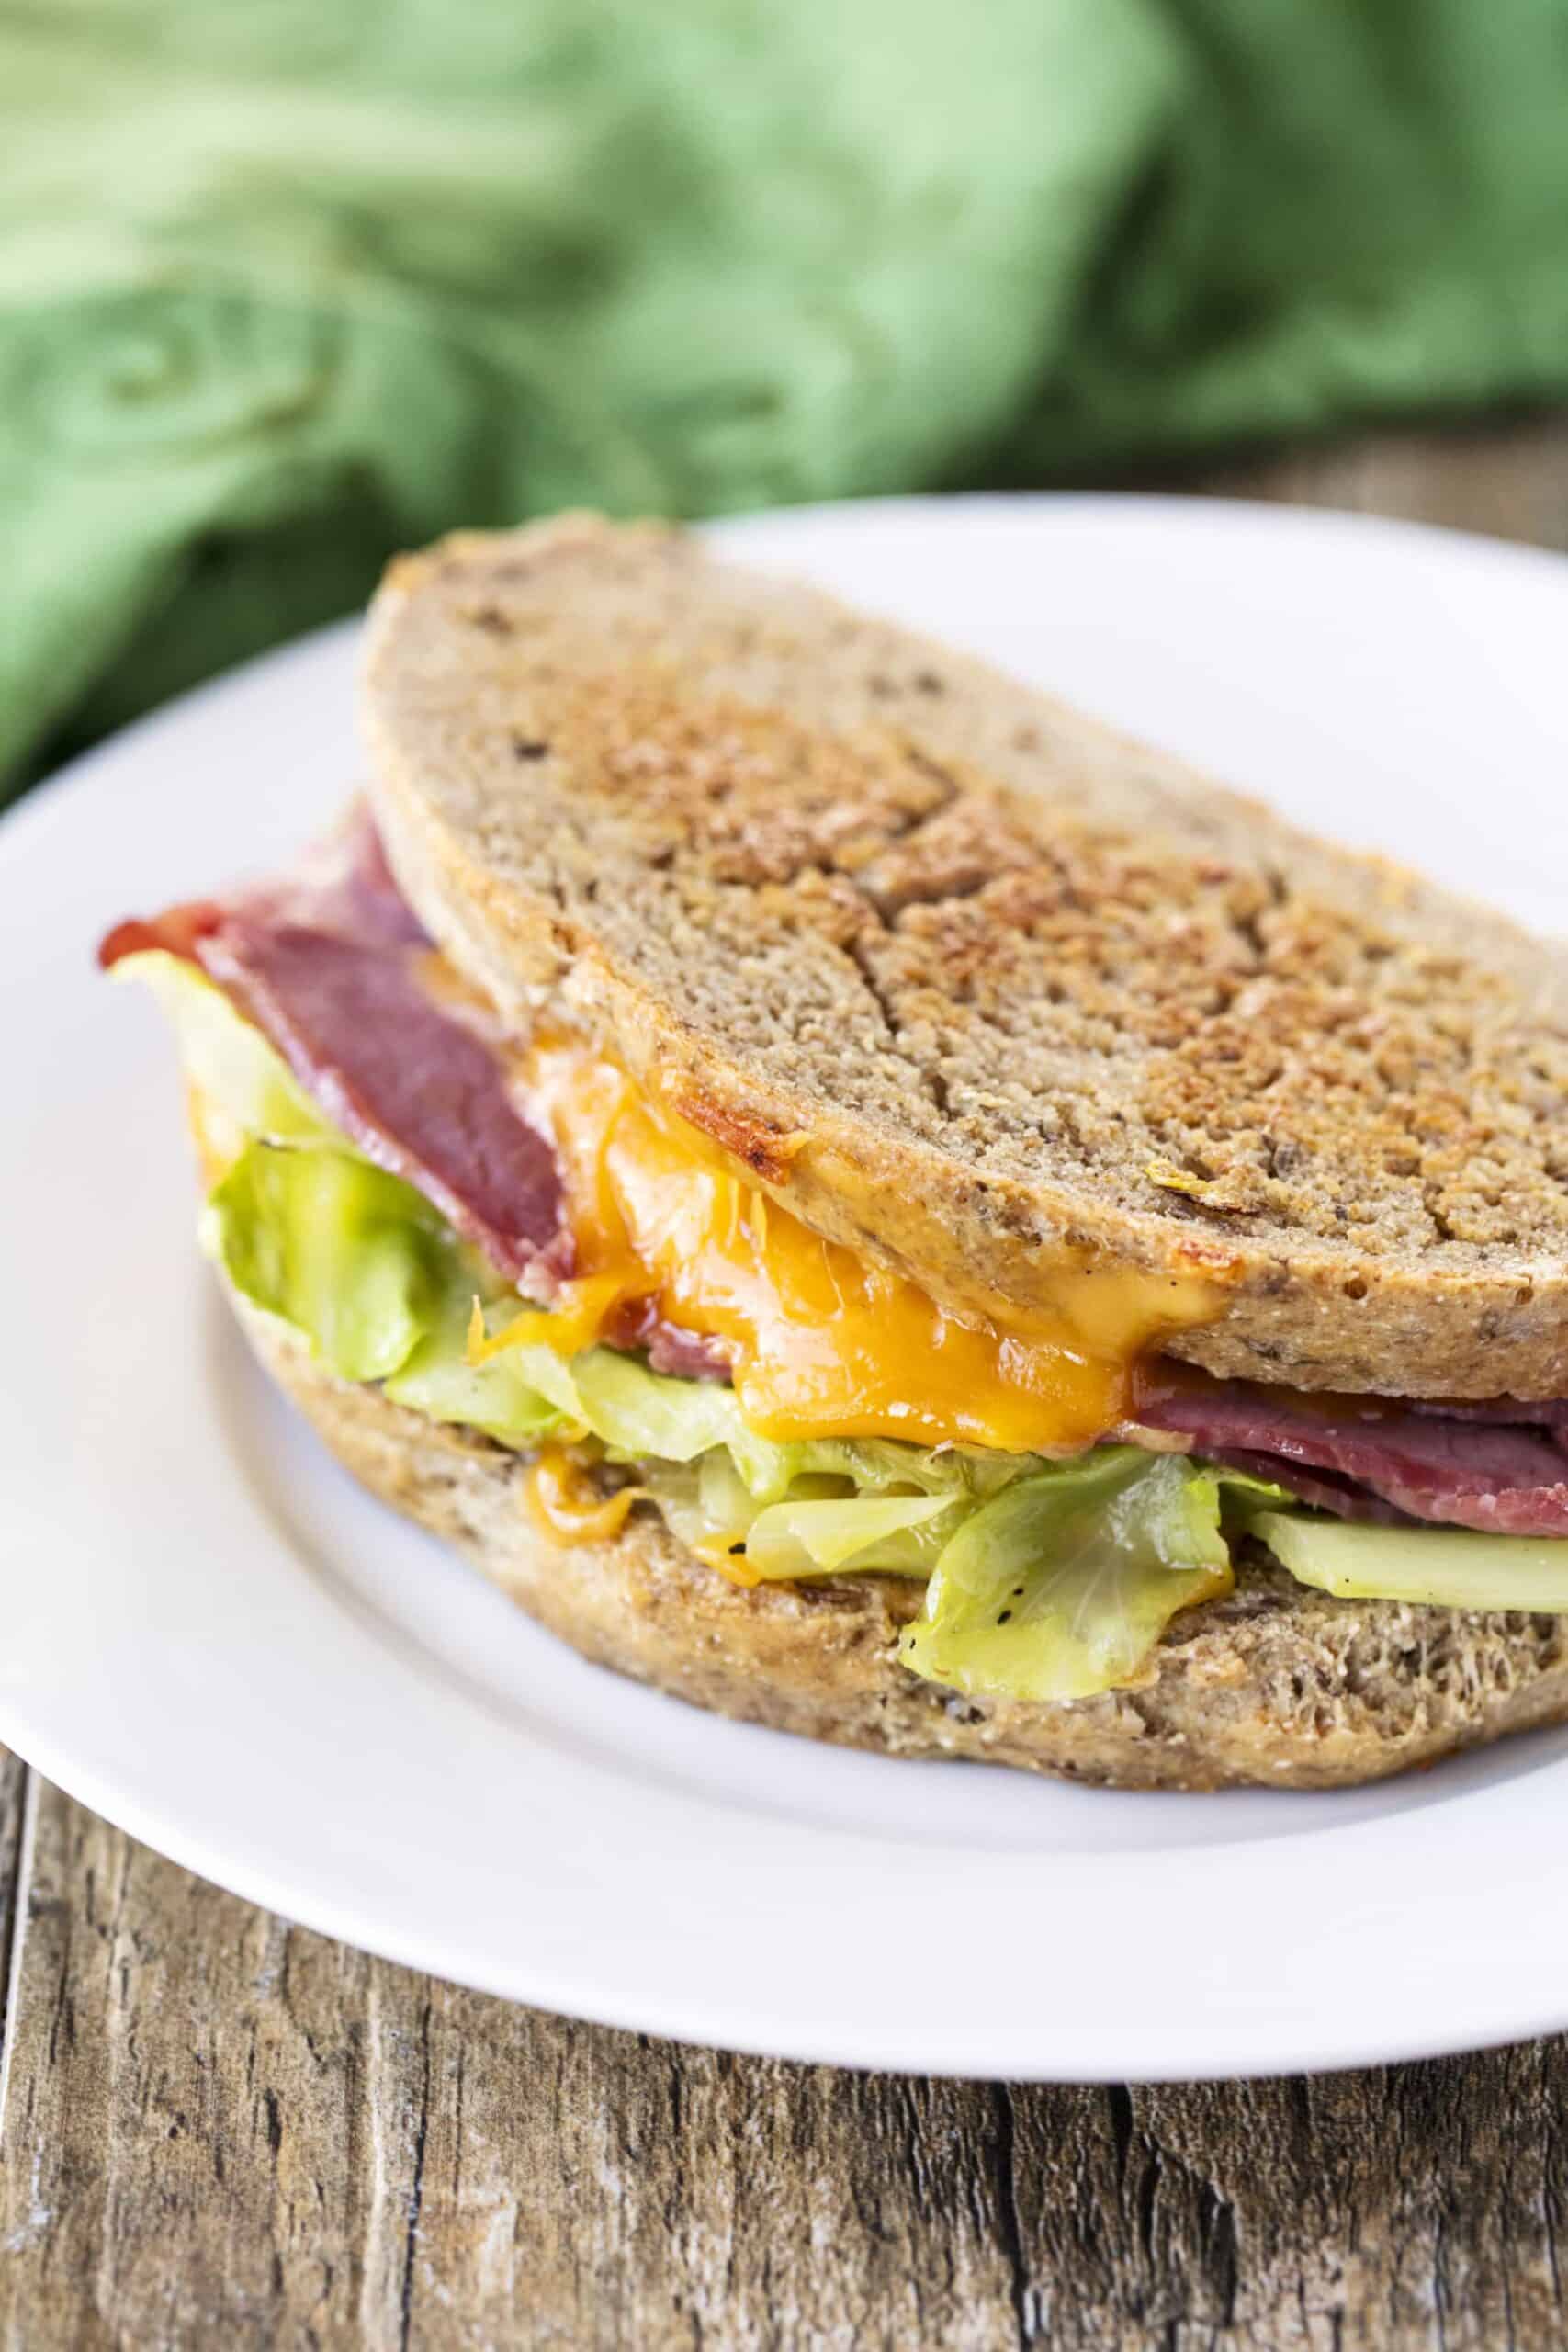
<box><xmin>236</xmin><ymin>1295</ymin><xmax>1568</xmax><ymax>1790</ymax></box>
<box><xmin>362</xmin><ymin>512</ymin><xmax>1568</xmax><ymax>1399</ymax></box>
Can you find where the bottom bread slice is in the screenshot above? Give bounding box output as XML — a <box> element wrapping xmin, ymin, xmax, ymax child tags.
<box><xmin>235</xmin><ymin>1292</ymin><xmax>1568</xmax><ymax>1792</ymax></box>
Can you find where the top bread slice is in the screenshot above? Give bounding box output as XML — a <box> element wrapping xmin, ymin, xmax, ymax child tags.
<box><xmin>361</xmin><ymin>512</ymin><xmax>1568</xmax><ymax>1400</ymax></box>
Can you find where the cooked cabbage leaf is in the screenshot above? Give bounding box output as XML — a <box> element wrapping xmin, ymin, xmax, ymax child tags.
<box><xmin>208</xmin><ymin>1143</ymin><xmax>449</xmax><ymax>1384</ymax></box>
<box><xmin>744</xmin><ymin>1492</ymin><xmax>961</xmax><ymax>1578</ymax></box>
<box><xmin>898</xmin><ymin>1450</ymin><xmax>1234</xmax><ymax>1703</ymax></box>
<box><xmin>640</xmin><ymin>1442</ymin><xmax>1040</xmax><ymax>1583</ymax></box>
<box><xmin>116</xmin><ymin>949</ymin><xmax>334</xmax><ymax>1161</ymax></box>
<box><xmin>209</xmin><ymin>1141</ymin><xmax>560</xmax><ymax>1435</ymax></box>
<box><xmin>1256</xmin><ymin>1512</ymin><xmax>1568</xmax><ymax>1611</ymax></box>
<box><xmin>385</xmin><ymin>1288</ymin><xmax>566</xmax><ymax>1443</ymax></box>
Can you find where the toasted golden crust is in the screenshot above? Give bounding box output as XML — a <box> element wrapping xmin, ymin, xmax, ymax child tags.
<box><xmin>236</xmin><ymin>1296</ymin><xmax>1568</xmax><ymax>1792</ymax></box>
<box><xmin>361</xmin><ymin>514</ymin><xmax>1568</xmax><ymax>1399</ymax></box>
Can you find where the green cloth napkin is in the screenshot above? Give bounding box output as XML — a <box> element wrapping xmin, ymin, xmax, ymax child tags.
<box><xmin>5</xmin><ymin>0</ymin><xmax>1568</xmax><ymax>794</ymax></box>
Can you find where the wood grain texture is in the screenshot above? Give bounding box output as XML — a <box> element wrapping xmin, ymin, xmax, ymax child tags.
<box><xmin>4</xmin><ymin>418</ymin><xmax>1568</xmax><ymax>2349</ymax></box>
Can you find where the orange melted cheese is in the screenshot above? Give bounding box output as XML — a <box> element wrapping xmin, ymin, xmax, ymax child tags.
<box><xmin>524</xmin><ymin>1446</ymin><xmax>646</xmax><ymax>1544</ymax></box>
<box><xmin>489</xmin><ymin>1035</ymin><xmax>1222</xmax><ymax>1456</ymax></box>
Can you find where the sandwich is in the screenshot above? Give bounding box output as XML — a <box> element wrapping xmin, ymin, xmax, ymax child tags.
<box><xmin>100</xmin><ymin>512</ymin><xmax>1568</xmax><ymax>1790</ymax></box>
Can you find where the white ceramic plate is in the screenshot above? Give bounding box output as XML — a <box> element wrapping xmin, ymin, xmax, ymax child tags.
<box><xmin>5</xmin><ymin>495</ymin><xmax>1568</xmax><ymax>2083</ymax></box>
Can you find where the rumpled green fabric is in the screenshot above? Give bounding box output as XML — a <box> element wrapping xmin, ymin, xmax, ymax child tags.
<box><xmin>4</xmin><ymin>0</ymin><xmax>1568</xmax><ymax>794</ymax></box>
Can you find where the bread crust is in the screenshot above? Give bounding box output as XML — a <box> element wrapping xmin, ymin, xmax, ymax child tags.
<box><xmin>236</xmin><ymin>1295</ymin><xmax>1568</xmax><ymax>1792</ymax></box>
<box><xmin>361</xmin><ymin>514</ymin><xmax>1568</xmax><ymax>1399</ymax></box>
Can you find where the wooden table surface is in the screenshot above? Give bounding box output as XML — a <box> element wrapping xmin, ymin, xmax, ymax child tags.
<box><xmin>6</xmin><ymin>420</ymin><xmax>1568</xmax><ymax>2351</ymax></box>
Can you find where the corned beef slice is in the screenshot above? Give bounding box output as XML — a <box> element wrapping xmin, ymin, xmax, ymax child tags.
<box><xmin>104</xmin><ymin>809</ymin><xmax>570</xmax><ymax>1288</ymax></box>
<box><xmin>1137</xmin><ymin>1369</ymin><xmax>1568</xmax><ymax>1536</ymax></box>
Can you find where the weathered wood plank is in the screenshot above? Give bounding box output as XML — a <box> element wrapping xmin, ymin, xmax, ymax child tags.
<box><xmin>0</xmin><ymin>1777</ymin><xmax>391</xmax><ymax>2349</ymax></box>
<box><xmin>0</xmin><ymin>1752</ymin><xmax>31</xmax><ymax>2087</ymax></box>
<box><xmin>3</xmin><ymin>421</ymin><xmax>1568</xmax><ymax>2350</ymax></box>
<box><xmin>1001</xmin><ymin>2061</ymin><xmax>1568</xmax><ymax>2351</ymax></box>
<box><xmin>374</xmin><ymin>1996</ymin><xmax>1027</xmax><ymax>2349</ymax></box>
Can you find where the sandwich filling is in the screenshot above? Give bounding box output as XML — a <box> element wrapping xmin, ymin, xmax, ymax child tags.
<box><xmin>104</xmin><ymin>812</ymin><xmax>1568</xmax><ymax>1707</ymax></box>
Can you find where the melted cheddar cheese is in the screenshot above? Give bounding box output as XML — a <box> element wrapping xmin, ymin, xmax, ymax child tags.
<box><xmin>491</xmin><ymin>1035</ymin><xmax>1221</xmax><ymax>1457</ymax></box>
<box><xmin>524</xmin><ymin>1446</ymin><xmax>646</xmax><ymax>1544</ymax></box>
